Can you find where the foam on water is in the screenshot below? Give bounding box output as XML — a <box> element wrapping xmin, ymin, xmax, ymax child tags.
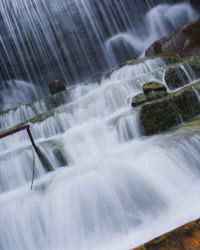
<box><xmin>0</xmin><ymin>128</ymin><xmax>200</xmax><ymax>250</ymax></box>
<box><xmin>1</xmin><ymin>1</ymin><xmax>200</xmax><ymax>249</ymax></box>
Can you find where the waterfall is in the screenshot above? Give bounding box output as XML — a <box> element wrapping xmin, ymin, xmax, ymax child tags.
<box><xmin>0</xmin><ymin>114</ymin><xmax>200</xmax><ymax>250</ymax></box>
<box><xmin>1</xmin><ymin>52</ymin><xmax>200</xmax><ymax>249</ymax></box>
<box><xmin>0</xmin><ymin>0</ymin><xmax>199</xmax><ymax>110</ymax></box>
<box><xmin>1</xmin><ymin>1</ymin><xmax>200</xmax><ymax>249</ymax></box>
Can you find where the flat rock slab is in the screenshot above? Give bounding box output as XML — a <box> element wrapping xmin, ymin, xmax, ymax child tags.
<box><xmin>143</xmin><ymin>82</ymin><xmax>167</xmax><ymax>94</ymax></box>
<box><xmin>132</xmin><ymin>219</ymin><xmax>200</xmax><ymax>250</ymax></box>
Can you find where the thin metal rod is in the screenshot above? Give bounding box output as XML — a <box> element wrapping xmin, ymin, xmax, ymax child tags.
<box><xmin>31</xmin><ymin>149</ymin><xmax>36</xmax><ymax>190</ymax></box>
<box><xmin>0</xmin><ymin>125</ymin><xmax>30</xmax><ymax>139</ymax></box>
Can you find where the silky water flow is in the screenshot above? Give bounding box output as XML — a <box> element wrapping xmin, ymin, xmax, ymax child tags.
<box><xmin>0</xmin><ymin>1</ymin><xmax>200</xmax><ymax>250</ymax></box>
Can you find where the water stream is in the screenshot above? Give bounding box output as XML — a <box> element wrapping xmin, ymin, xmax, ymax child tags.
<box><xmin>1</xmin><ymin>56</ymin><xmax>200</xmax><ymax>249</ymax></box>
<box><xmin>0</xmin><ymin>1</ymin><xmax>199</xmax><ymax>110</ymax></box>
<box><xmin>1</xmin><ymin>1</ymin><xmax>200</xmax><ymax>250</ymax></box>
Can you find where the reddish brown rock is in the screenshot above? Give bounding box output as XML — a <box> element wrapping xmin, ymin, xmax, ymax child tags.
<box><xmin>133</xmin><ymin>219</ymin><xmax>200</xmax><ymax>250</ymax></box>
<box><xmin>145</xmin><ymin>19</ymin><xmax>200</xmax><ymax>58</ymax></box>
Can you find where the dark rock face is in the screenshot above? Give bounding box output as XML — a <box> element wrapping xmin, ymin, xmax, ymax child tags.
<box><xmin>142</xmin><ymin>82</ymin><xmax>167</xmax><ymax>94</ymax></box>
<box><xmin>189</xmin><ymin>0</ymin><xmax>200</xmax><ymax>10</ymax></box>
<box><xmin>145</xmin><ymin>19</ymin><xmax>200</xmax><ymax>58</ymax></box>
<box><xmin>139</xmin><ymin>82</ymin><xmax>200</xmax><ymax>135</ymax></box>
<box><xmin>164</xmin><ymin>66</ymin><xmax>190</xmax><ymax>90</ymax></box>
<box><xmin>133</xmin><ymin>218</ymin><xmax>200</xmax><ymax>250</ymax></box>
<box><xmin>49</xmin><ymin>80</ymin><xmax>66</xmax><ymax>95</ymax></box>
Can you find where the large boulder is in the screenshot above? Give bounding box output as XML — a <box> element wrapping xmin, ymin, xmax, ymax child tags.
<box><xmin>139</xmin><ymin>82</ymin><xmax>200</xmax><ymax>135</ymax></box>
<box><xmin>145</xmin><ymin>19</ymin><xmax>200</xmax><ymax>58</ymax></box>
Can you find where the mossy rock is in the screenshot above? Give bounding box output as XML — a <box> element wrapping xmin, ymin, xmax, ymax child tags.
<box><xmin>131</xmin><ymin>91</ymin><xmax>168</xmax><ymax>108</ymax></box>
<box><xmin>126</xmin><ymin>58</ymin><xmax>136</xmax><ymax>65</ymax></box>
<box><xmin>128</xmin><ymin>55</ymin><xmax>180</xmax><ymax>66</ymax></box>
<box><xmin>140</xmin><ymin>82</ymin><xmax>200</xmax><ymax>135</ymax></box>
<box><xmin>181</xmin><ymin>116</ymin><xmax>200</xmax><ymax>129</ymax></box>
<box><xmin>147</xmin><ymin>91</ymin><xmax>168</xmax><ymax>101</ymax></box>
<box><xmin>131</xmin><ymin>93</ymin><xmax>148</xmax><ymax>107</ymax></box>
<box><xmin>53</xmin><ymin>147</ymin><xmax>67</xmax><ymax>167</ymax></box>
<box><xmin>189</xmin><ymin>58</ymin><xmax>200</xmax><ymax>78</ymax></box>
<box><xmin>164</xmin><ymin>66</ymin><xmax>190</xmax><ymax>90</ymax></box>
<box><xmin>35</xmin><ymin>145</ymin><xmax>54</xmax><ymax>172</ymax></box>
<box><xmin>143</xmin><ymin>82</ymin><xmax>167</xmax><ymax>94</ymax></box>
<box><xmin>29</xmin><ymin>110</ymin><xmax>56</xmax><ymax>124</ymax></box>
<box><xmin>140</xmin><ymin>98</ymin><xmax>180</xmax><ymax>135</ymax></box>
<box><xmin>41</xmin><ymin>140</ymin><xmax>67</xmax><ymax>167</ymax></box>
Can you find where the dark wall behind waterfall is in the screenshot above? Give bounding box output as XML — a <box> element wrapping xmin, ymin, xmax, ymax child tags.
<box><xmin>0</xmin><ymin>0</ymin><xmax>199</xmax><ymax>110</ymax></box>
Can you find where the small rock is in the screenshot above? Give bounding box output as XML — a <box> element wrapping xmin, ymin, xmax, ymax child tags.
<box><xmin>142</xmin><ymin>82</ymin><xmax>167</xmax><ymax>94</ymax></box>
<box><xmin>164</xmin><ymin>67</ymin><xmax>189</xmax><ymax>90</ymax></box>
<box><xmin>131</xmin><ymin>93</ymin><xmax>148</xmax><ymax>107</ymax></box>
<box><xmin>49</xmin><ymin>80</ymin><xmax>66</xmax><ymax>95</ymax></box>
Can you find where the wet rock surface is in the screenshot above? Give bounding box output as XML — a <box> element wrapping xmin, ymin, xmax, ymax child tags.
<box><xmin>132</xmin><ymin>82</ymin><xmax>167</xmax><ymax>108</ymax></box>
<box><xmin>139</xmin><ymin>82</ymin><xmax>200</xmax><ymax>135</ymax></box>
<box><xmin>189</xmin><ymin>57</ymin><xmax>200</xmax><ymax>79</ymax></box>
<box><xmin>147</xmin><ymin>90</ymin><xmax>167</xmax><ymax>101</ymax></box>
<box><xmin>164</xmin><ymin>66</ymin><xmax>190</xmax><ymax>90</ymax></box>
<box><xmin>131</xmin><ymin>93</ymin><xmax>148</xmax><ymax>107</ymax></box>
<box><xmin>49</xmin><ymin>80</ymin><xmax>66</xmax><ymax>95</ymax></box>
<box><xmin>142</xmin><ymin>82</ymin><xmax>167</xmax><ymax>94</ymax></box>
<box><xmin>145</xmin><ymin>19</ymin><xmax>200</xmax><ymax>58</ymax></box>
<box><xmin>133</xmin><ymin>219</ymin><xmax>200</xmax><ymax>250</ymax></box>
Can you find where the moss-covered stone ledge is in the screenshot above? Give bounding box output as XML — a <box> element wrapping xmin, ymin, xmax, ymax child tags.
<box><xmin>93</xmin><ymin>54</ymin><xmax>181</xmax><ymax>82</ymax></box>
<box><xmin>132</xmin><ymin>219</ymin><xmax>200</xmax><ymax>250</ymax></box>
<box><xmin>139</xmin><ymin>81</ymin><xmax>200</xmax><ymax>135</ymax></box>
<box><xmin>0</xmin><ymin>89</ymin><xmax>69</xmax><ymax>132</ymax></box>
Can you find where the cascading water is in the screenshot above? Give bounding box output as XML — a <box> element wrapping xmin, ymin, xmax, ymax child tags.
<box><xmin>0</xmin><ymin>0</ymin><xmax>199</xmax><ymax>110</ymax></box>
<box><xmin>1</xmin><ymin>52</ymin><xmax>200</xmax><ymax>250</ymax></box>
<box><xmin>1</xmin><ymin>1</ymin><xmax>200</xmax><ymax>250</ymax></box>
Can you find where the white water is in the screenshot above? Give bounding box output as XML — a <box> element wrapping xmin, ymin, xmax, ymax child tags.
<box><xmin>1</xmin><ymin>54</ymin><xmax>200</xmax><ymax>250</ymax></box>
<box><xmin>0</xmin><ymin>123</ymin><xmax>200</xmax><ymax>250</ymax></box>
<box><xmin>1</xmin><ymin>1</ymin><xmax>200</xmax><ymax>249</ymax></box>
<box><xmin>0</xmin><ymin>1</ymin><xmax>199</xmax><ymax>109</ymax></box>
